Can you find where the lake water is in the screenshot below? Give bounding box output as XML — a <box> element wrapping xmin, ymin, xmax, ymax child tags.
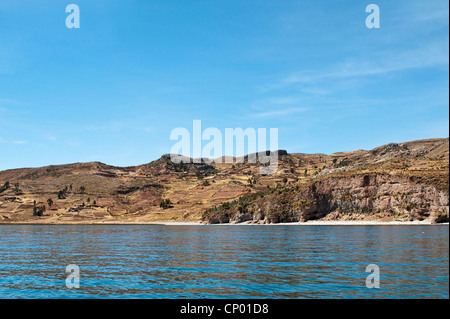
<box><xmin>0</xmin><ymin>225</ymin><xmax>448</xmax><ymax>299</ymax></box>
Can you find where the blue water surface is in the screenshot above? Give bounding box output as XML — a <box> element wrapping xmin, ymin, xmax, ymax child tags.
<box><xmin>0</xmin><ymin>225</ymin><xmax>448</xmax><ymax>298</ymax></box>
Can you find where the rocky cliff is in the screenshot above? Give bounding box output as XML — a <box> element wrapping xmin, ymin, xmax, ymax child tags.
<box><xmin>204</xmin><ymin>172</ymin><xmax>449</xmax><ymax>224</ymax></box>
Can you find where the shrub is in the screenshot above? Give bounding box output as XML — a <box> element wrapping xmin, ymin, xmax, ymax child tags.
<box><xmin>160</xmin><ymin>199</ymin><xmax>172</xmax><ymax>209</ymax></box>
<box><xmin>0</xmin><ymin>182</ymin><xmax>10</xmax><ymax>193</ymax></box>
<box><xmin>33</xmin><ymin>205</ymin><xmax>46</xmax><ymax>216</ymax></box>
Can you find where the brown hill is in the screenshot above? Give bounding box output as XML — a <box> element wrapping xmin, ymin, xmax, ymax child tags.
<box><xmin>0</xmin><ymin>138</ymin><xmax>448</xmax><ymax>224</ymax></box>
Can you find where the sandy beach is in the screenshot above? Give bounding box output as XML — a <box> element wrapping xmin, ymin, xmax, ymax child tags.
<box><xmin>2</xmin><ymin>219</ymin><xmax>446</xmax><ymax>226</ymax></box>
<box><xmin>163</xmin><ymin>220</ymin><xmax>448</xmax><ymax>226</ymax></box>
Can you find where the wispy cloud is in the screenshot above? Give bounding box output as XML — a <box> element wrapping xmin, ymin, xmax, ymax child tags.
<box><xmin>281</xmin><ymin>41</ymin><xmax>448</xmax><ymax>86</ymax></box>
<box><xmin>254</xmin><ymin>107</ymin><xmax>308</xmax><ymax>118</ymax></box>
<box><xmin>403</xmin><ymin>1</ymin><xmax>449</xmax><ymax>23</ymax></box>
<box><xmin>84</xmin><ymin>121</ymin><xmax>130</xmax><ymax>132</ymax></box>
<box><xmin>44</xmin><ymin>134</ymin><xmax>57</xmax><ymax>142</ymax></box>
<box><xmin>263</xmin><ymin>97</ymin><xmax>301</xmax><ymax>105</ymax></box>
<box><xmin>0</xmin><ymin>137</ymin><xmax>27</xmax><ymax>145</ymax></box>
<box><xmin>0</xmin><ymin>98</ymin><xmax>20</xmax><ymax>104</ymax></box>
<box><xmin>248</xmin><ymin>95</ymin><xmax>309</xmax><ymax>118</ymax></box>
<box><xmin>12</xmin><ymin>140</ymin><xmax>27</xmax><ymax>145</ymax></box>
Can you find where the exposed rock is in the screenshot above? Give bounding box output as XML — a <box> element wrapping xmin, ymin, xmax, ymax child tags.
<box><xmin>204</xmin><ymin>173</ymin><xmax>449</xmax><ymax>224</ymax></box>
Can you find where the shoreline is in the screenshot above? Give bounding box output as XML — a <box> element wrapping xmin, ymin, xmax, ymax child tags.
<box><xmin>157</xmin><ymin>220</ymin><xmax>447</xmax><ymax>226</ymax></box>
<box><xmin>0</xmin><ymin>220</ymin><xmax>448</xmax><ymax>226</ymax></box>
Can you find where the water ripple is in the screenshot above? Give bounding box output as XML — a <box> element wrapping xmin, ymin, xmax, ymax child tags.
<box><xmin>0</xmin><ymin>225</ymin><xmax>448</xmax><ymax>298</ymax></box>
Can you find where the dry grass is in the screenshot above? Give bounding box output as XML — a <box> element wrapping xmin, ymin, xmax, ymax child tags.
<box><xmin>1</xmin><ymin>138</ymin><xmax>448</xmax><ymax>223</ymax></box>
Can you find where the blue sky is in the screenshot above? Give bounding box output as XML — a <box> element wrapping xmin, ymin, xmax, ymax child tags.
<box><xmin>0</xmin><ymin>0</ymin><xmax>448</xmax><ymax>170</ymax></box>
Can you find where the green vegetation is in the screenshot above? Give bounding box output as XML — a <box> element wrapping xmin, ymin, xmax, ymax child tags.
<box><xmin>20</xmin><ymin>171</ymin><xmax>39</xmax><ymax>180</ymax></box>
<box><xmin>0</xmin><ymin>182</ymin><xmax>10</xmax><ymax>193</ymax></box>
<box><xmin>167</xmin><ymin>160</ymin><xmax>188</xmax><ymax>172</ymax></box>
<box><xmin>160</xmin><ymin>199</ymin><xmax>172</xmax><ymax>209</ymax></box>
<box><xmin>432</xmin><ymin>211</ymin><xmax>449</xmax><ymax>223</ymax></box>
<box><xmin>57</xmin><ymin>189</ymin><xmax>66</xmax><ymax>199</ymax></box>
<box><xmin>13</xmin><ymin>183</ymin><xmax>21</xmax><ymax>195</ymax></box>
<box><xmin>33</xmin><ymin>205</ymin><xmax>46</xmax><ymax>216</ymax></box>
<box><xmin>402</xmin><ymin>202</ymin><xmax>417</xmax><ymax>211</ymax></box>
<box><xmin>337</xmin><ymin>159</ymin><xmax>351</xmax><ymax>167</ymax></box>
<box><xmin>204</xmin><ymin>188</ymin><xmax>274</xmax><ymax>217</ymax></box>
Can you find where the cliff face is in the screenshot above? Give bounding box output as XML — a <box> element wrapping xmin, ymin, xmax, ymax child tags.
<box><xmin>205</xmin><ymin>173</ymin><xmax>449</xmax><ymax>224</ymax></box>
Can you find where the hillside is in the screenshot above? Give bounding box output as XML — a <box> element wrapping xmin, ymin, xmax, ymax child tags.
<box><xmin>0</xmin><ymin>138</ymin><xmax>448</xmax><ymax>224</ymax></box>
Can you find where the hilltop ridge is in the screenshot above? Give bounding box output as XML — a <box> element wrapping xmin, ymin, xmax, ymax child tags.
<box><xmin>0</xmin><ymin>138</ymin><xmax>448</xmax><ymax>224</ymax></box>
